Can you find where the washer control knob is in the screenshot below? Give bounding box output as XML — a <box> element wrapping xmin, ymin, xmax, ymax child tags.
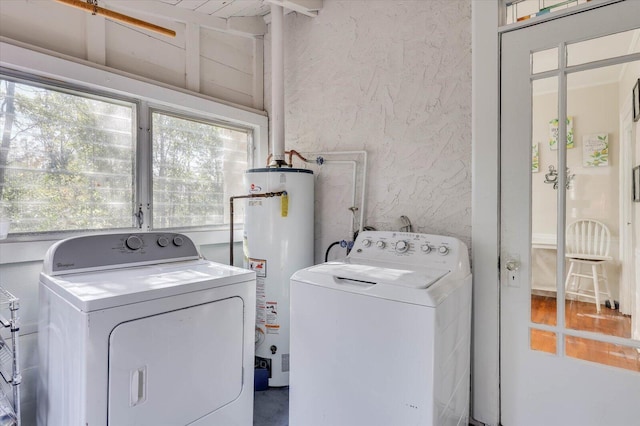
<box><xmin>438</xmin><ymin>245</ymin><xmax>449</xmax><ymax>256</ymax></box>
<box><xmin>421</xmin><ymin>244</ymin><xmax>432</xmax><ymax>253</ymax></box>
<box><xmin>125</xmin><ymin>235</ymin><xmax>143</xmax><ymax>251</ymax></box>
<box><xmin>376</xmin><ymin>240</ymin><xmax>386</xmax><ymax>249</ymax></box>
<box><xmin>395</xmin><ymin>240</ymin><xmax>409</xmax><ymax>253</ymax></box>
<box><xmin>173</xmin><ymin>236</ymin><xmax>184</xmax><ymax>247</ymax></box>
<box><xmin>362</xmin><ymin>239</ymin><xmax>372</xmax><ymax>247</ymax></box>
<box><xmin>157</xmin><ymin>236</ymin><xmax>170</xmax><ymax>247</ymax></box>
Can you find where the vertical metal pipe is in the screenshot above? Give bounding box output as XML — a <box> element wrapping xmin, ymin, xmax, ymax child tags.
<box><xmin>270</xmin><ymin>4</ymin><xmax>286</xmax><ymax>165</ymax></box>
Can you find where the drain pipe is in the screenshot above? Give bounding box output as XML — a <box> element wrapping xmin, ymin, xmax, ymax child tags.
<box><xmin>269</xmin><ymin>3</ymin><xmax>286</xmax><ymax>167</ymax></box>
<box><xmin>229</xmin><ymin>191</ymin><xmax>286</xmax><ymax>265</ymax></box>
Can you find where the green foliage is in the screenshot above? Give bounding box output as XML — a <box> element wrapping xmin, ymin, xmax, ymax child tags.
<box><xmin>152</xmin><ymin>113</ymin><xmax>228</xmax><ymax>228</ymax></box>
<box><xmin>0</xmin><ymin>80</ymin><xmax>249</xmax><ymax>234</ymax></box>
<box><xmin>0</xmin><ymin>80</ymin><xmax>135</xmax><ymax>232</ymax></box>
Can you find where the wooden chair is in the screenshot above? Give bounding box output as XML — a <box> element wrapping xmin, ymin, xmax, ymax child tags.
<box><xmin>564</xmin><ymin>219</ymin><xmax>615</xmax><ymax>313</ymax></box>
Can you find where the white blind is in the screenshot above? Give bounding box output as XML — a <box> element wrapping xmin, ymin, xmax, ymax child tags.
<box><xmin>0</xmin><ymin>79</ymin><xmax>135</xmax><ymax>233</ymax></box>
<box><xmin>151</xmin><ymin>112</ymin><xmax>249</xmax><ymax>229</ymax></box>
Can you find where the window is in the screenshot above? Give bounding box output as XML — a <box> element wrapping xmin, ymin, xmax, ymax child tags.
<box><xmin>0</xmin><ymin>78</ymin><xmax>136</xmax><ymax>233</ymax></box>
<box><xmin>151</xmin><ymin>112</ymin><xmax>250</xmax><ymax>229</ymax></box>
<box><xmin>0</xmin><ymin>72</ymin><xmax>255</xmax><ymax>238</ymax></box>
<box><xmin>505</xmin><ymin>0</ymin><xmax>590</xmax><ymax>25</ymax></box>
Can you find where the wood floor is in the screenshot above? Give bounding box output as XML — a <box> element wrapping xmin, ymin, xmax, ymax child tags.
<box><xmin>530</xmin><ymin>294</ymin><xmax>640</xmax><ymax>372</ymax></box>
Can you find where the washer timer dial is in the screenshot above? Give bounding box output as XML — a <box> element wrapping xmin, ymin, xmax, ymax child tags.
<box><xmin>395</xmin><ymin>240</ymin><xmax>409</xmax><ymax>253</ymax></box>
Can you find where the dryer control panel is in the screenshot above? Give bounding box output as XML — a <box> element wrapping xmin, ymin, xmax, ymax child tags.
<box><xmin>348</xmin><ymin>231</ymin><xmax>469</xmax><ymax>273</ymax></box>
<box><xmin>43</xmin><ymin>233</ymin><xmax>200</xmax><ymax>275</ymax></box>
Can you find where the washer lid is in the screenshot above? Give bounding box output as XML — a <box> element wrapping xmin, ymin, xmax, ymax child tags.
<box><xmin>40</xmin><ymin>259</ymin><xmax>255</xmax><ymax>312</ymax></box>
<box><xmin>303</xmin><ymin>259</ymin><xmax>450</xmax><ymax>289</ymax></box>
<box><xmin>291</xmin><ymin>259</ymin><xmax>454</xmax><ymax>307</ymax></box>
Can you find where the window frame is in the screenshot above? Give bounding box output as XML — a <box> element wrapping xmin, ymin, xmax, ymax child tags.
<box><xmin>0</xmin><ymin>41</ymin><xmax>267</xmax><ymax>250</ymax></box>
<box><xmin>1</xmin><ymin>69</ymin><xmax>141</xmax><ymax>237</ymax></box>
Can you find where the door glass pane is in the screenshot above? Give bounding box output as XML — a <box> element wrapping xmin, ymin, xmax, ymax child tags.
<box><xmin>564</xmin><ymin>63</ymin><xmax>639</xmax><ymax>345</ymax></box>
<box><xmin>531</xmin><ymin>328</ymin><xmax>557</xmax><ymax>355</ymax></box>
<box><xmin>567</xmin><ymin>29</ymin><xmax>640</xmax><ymax>67</ymax></box>
<box><xmin>565</xmin><ymin>335</ymin><xmax>640</xmax><ymax>373</ymax></box>
<box><xmin>532</xmin><ymin>48</ymin><xmax>558</xmax><ymax>74</ymax></box>
<box><xmin>531</xmin><ymin>76</ymin><xmax>558</xmax><ymax>327</ymax></box>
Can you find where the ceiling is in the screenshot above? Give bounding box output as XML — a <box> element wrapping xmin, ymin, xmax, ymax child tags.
<box><xmin>100</xmin><ymin>0</ymin><xmax>321</xmax><ymax>36</ymax></box>
<box><xmin>153</xmin><ymin>0</ymin><xmax>324</xmax><ymax>19</ymax></box>
<box><xmin>156</xmin><ymin>0</ymin><xmax>272</xmax><ymax>19</ymax></box>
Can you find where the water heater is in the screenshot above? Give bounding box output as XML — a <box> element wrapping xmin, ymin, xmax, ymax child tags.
<box><xmin>244</xmin><ymin>167</ymin><xmax>314</xmax><ymax>386</ymax></box>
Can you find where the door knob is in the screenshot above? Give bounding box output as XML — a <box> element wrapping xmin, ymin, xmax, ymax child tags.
<box><xmin>505</xmin><ymin>260</ymin><xmax>520</xmax><ymax>271</ymax></box>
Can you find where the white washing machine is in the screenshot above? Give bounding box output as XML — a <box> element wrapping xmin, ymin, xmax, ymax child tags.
<box><xmin>37</xmin><ymin>233</ymin><xmax>256</xmax><ymax>426</ymax></box>
<box><xmin>289</xmin><ymin>231</ymin><xmax>472</xmax><ymax>426</ymax></box>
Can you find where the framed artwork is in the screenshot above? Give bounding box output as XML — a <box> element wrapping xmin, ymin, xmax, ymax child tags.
<box><xmin>549</xmin><ymin>116</ymin><xmax>574</xmax><ymax>150</ymax></box>
<box><xmin>582</xmin><ymin>133</ymin><xmax>608</xmax><ymax>167</ymax></box>
<box><xmin>532</xmin><ymin>144</ymin><xmax>539</xmax><ymax>173</ymax></box>
<box><xmin>633</xmin><ymin>166</ymin><xmax>640</xmax><ymax>203</ymax></box>
<box><xmin>633</xmin><ymin>78</ymin><xmax>640</xmax><ymax>122</ymax></box>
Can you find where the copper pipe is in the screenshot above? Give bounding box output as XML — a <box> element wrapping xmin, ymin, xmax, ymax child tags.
<box><xmin>287</xmin><ymin>150</ymin><xmax>308</xmax><ymax>166</ymax></box>
<box><xmin>55</xmin><ymin>0</ymin><xmax>176</xmax><ymax>38</ymax></box>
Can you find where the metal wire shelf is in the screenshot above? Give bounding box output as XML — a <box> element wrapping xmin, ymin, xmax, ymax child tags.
<box><xmin>0</xmin><ymin>287</ymin><xmax>19</xmax><ymax>426</ymax></box>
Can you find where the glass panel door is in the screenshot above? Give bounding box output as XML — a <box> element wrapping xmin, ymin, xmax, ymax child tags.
<box><xmin>501</xmin><ymin>2</ymin><xmax>640</xmax><ymax>424</ymax></box>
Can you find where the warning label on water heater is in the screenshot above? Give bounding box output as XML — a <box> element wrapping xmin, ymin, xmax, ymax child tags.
<box><xmin>256</xmin><ymin>277</ymin><xmax>266</xmax><ymax>326</ymax></box>
<box><xmin>249</xmin><ymin>258</ymin><xmax>267</xmax><ymax>278</ymax></box>
<box><xmin>265</xmin><ymin>301</ymin><xmax>280</xmax><ymax>335</ymax></box>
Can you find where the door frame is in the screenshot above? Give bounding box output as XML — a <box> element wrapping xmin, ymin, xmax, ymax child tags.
<box><xmin>471</xmin><ymin>1</ymin><xmax>629</xmax><ymax>425</ymax></box>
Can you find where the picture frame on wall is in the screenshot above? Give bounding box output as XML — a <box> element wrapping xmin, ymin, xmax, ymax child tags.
<box><xmin>583</xmin><ymin>133</ymin><xmax>608</xmax><ymax>167</ymax></box>
<box><xmin>549</xmin><ymin>117</ymin><xmax>574</xmax><ymax>150</ymax></box>
<box><xmin>634</xmin><ymin>78</ymin><xmax>640</xmax><ymax>122</ymax></box>
<box><xmin>634</xmin><ymin>165</ymin><xmax>640</xmax><ymax>203</ymax></box>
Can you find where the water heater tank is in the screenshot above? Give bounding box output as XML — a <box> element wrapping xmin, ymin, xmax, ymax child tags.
<box><xmin>244</xmin><ymin>168</ymin><xmax>314</xmax><ymax>387</ymax></box>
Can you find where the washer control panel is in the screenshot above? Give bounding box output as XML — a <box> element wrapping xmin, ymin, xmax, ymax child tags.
<box><xmin>349</xmin><ymin>231</ymin><xmax>468</xmax><ymax>270</ymax></box>
<box><xmin>44</xmin><ymin>232</ymin><xmax>200</xmax><ymax>275</ymax></box>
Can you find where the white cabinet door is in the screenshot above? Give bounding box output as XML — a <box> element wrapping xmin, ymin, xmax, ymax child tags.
<box><xmin>108</xmin><ymin>297</ymin><xmax>244</xmax><ymax>426</ymax></box>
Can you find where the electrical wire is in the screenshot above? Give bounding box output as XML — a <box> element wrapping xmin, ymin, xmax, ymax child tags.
<box><xmin>324</xmin><ymin>241</ymin><xmax>341</xmax><ymax>262</ymax></box>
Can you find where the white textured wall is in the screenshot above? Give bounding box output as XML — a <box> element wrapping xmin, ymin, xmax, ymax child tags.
<box><xmin>266</xmin><ymin>0</ymin><xmax>472</xmax><ymax>261</ymax></box>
